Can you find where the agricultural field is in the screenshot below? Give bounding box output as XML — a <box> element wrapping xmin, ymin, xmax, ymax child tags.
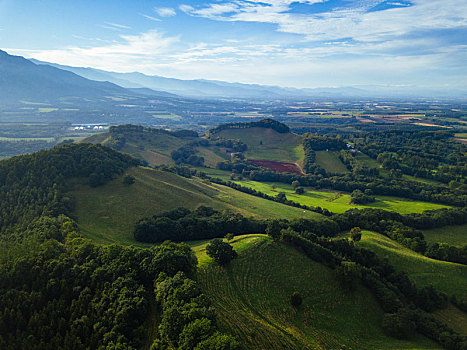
<box><xmin>350</xmin><ymin>231</ymin><xmax>467</xmax><ymax>299</ymax></box>
<box><xmin>422</xmin><ymin>224</ymin><xmax>467</xmax><ymax>247</ymax></box>
<box><xmin>315</xmin><ymin>151</ymin><xmax>348</xmax><ymax>173</ymax></box>
<box><xmin>214</xmin><ymin>127</ymin><xmax>304</xmax><ymax>162</ymax></box>
<box><xmin>249</xmin><ymin>159</ymin><xmax>303</xmax><ymax>175</ymax></box>
<box><xmin>71</xmin><ymin>167</ymin><xmax>323</xmax><ymax>245</ymax></box>
<box><xmin>205</xmin><ymin>174</ymin><xmax>450</xmax><ymax>214</ymax></box>
<box><xmin>197</xmin><ymin>239</ymin><xmax>440</xmax><ymax>349</ymax></box>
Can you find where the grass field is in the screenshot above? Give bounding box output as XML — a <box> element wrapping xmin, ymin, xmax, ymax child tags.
<box><xmin>196</xmin><ymin>239</ymin><xmax>440</xmax><ymax>349</ymax></box>
<box><xmin>350</xmin><ymin>231</ymin><xmax>467</xmax><ymax>299</ymax></box>
<box><xmin>71</xmin><ymin>167</ymin><xmax>323</xmax><ymax>245</ymax></box>
<box><xmin>423</xmin><ymin>224</ymin><xmax>467</xmax><ymax>247</ymax></box>
<box><xmin>203</xmin><ymin>173</ymin><xmax>449</xmax><ymax>214</ymax></box>
<box><xmin>215</xmin><ymin>127</ymin><xmax>304</xmax><ymax>162</ymax></box>
<box><xmin>195</xmin><ymin>146</ymin><xmax>227</xmax><ymax>167</ymax></box>
<box><xmin>82</xmin><ymin>131</ymin><xmax>192</xmax><ymax>166</ymax></box>
<box><xmin>315</xmin><ymin>151</ymin><xmax>348</xmax><ymax>173</ymax></box>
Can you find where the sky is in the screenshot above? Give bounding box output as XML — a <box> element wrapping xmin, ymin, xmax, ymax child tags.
<box><xmin>1</xmin><ymin>0</ymin><xmax>466</xmax><ymax>89</ymax></box>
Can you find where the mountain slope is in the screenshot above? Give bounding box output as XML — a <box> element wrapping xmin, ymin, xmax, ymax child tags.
<box><xmin>0</xmin><ymin>50</ymin><xmax>132</xmax><ymax>105</ymax></box>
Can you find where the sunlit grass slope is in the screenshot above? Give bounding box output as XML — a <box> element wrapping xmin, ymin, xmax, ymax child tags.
<box><xmin>315</xmin><ymin>151</ymin><xmax>348</xmax><ymax>173</ymax></box>
<box><xmin>215</xmin><ymin>127</ymin><xmax>304</xmax><ymax>162</ymax></box>
<box><xmin>203</xmin><ymin>171</ymin><xmax>449</xmax><ymax>214</ymax></box>
<box><xmin>82</xmin><ymin>131</ymin><xmax>192</xmax><ymax>166</ymax></box>
<box><xmin>71</xmin><ymin>167</ymin><xmax>323</xmax><ymax>245</ymax></box>
<box><xmin>196</xmin><ymin>239</ymin><xmax>440</xmax><ymax>350</ymax></box>
<box><xmin>423</xmin><ymin>224</ymin><xmax>467</xmax><ymax>247</ymax></box>
<box><xmin>352</xmin><ymin>231</ymin><xmax>467</xmax><ymax>299</ymax></box>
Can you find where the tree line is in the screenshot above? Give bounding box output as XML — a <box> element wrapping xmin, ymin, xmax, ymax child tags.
<box><xmin>208</xmin><ymin>118</ymin><xmax>290</xmax><ymax>135</ymax></box>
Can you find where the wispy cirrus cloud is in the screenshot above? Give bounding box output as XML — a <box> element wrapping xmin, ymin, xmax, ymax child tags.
<box><xmin>100</xmin><ymin>22</ymin><xmax>131</xmax><ymax>31</ymax></box>
<box><xmin>154</xmin><ymin>7</ymin><xmax>176</xmax><ymax>17</ymax></box>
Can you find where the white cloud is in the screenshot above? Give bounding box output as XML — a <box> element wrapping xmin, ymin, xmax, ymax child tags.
<box><xmin>154</xmin><ymin>7</ymin><xmax>176</xmax><ymax>17</ymax></box>
<box><xmin>12</xmin><ymin>30</ymin><xmax>179</xmax><ymax>72</ymax></box>
<box><xmin>100</xmin><ymin>22</ymin><xmax>131</xmax><ymax>31</ymax></box>
<box><xmin>140</xmin><ymin>13</ymin><xmax>161</xmax><ymax>22</ymax></box>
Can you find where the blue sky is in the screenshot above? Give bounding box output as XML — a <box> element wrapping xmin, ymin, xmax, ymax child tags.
<box><xmin>1</xmin><ymin>0</ymin><xmax>466</xmax><ymax>89</ymax></box>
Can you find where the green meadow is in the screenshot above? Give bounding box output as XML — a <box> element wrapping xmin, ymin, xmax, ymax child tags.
<box><xmin>71</xmin><ymin>167</ymin><xmax>323</xmax><ymax>245</ymax></box>
<box><xmin>204</xmin><ymin>172</ymin><xmax>449</xmax><ymax>214</ymax></box>
<box><xmin>352</xmin><ymin>231</ymin><xmax>467</xmax><ymax>299</ymax></box>
<box><xmin>315</xmin><ymin>151</ymin><xmax>348</xmax><ymax>173</ymax></box>
<box><xmin>196</xmin><ymin>239</ymin><xmax>440</xmax><ymax>349</ymax></box>
<box><xmin>215</xmin><ymin>127</ymin><xmax>304</xmax><ymax>162</ymax></box>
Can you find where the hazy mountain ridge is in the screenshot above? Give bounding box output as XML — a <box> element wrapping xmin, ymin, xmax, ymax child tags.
<box><xmin>29</xmin><ymin>57</ymin><xmax>467</xmax><ymax>100</ymax></box>
<box><xmin>0</xmin><ymin>50</ymin><xmax>177</xmax><ymax>106</ymax></box>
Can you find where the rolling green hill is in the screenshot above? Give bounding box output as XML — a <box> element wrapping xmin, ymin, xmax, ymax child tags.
<box><xmin>70</xmin><ymin>166</ymin><xmax>323</xmax><ymax>245</ymax></box>
<box><xmin>214</xmin><ymin>127</ymin><xmax>304</xmax><ymax>163</ymax></box>
<box><xmin>349</xmin><ymin>231</ymin><xmax>467</xmax><ymax>299</ymax></box>
<box><xmin>82</xmin><ymin>130</ymin><xmax>192</xmax><ymax>166</ymax></box>
<box><xmin>196</xmin><ymin>238</ymin><xmax>441</xmax><ymax>349</ymax></box>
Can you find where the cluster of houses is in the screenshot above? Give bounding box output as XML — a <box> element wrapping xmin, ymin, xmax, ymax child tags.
<box><xmin>72</xmin><ymin>123</ymin><xmax>108</xmax><ymax>131</ymax></box>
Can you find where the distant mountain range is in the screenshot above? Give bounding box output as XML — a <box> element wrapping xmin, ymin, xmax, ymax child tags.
<box><xmin>0</xmin><ymin>50</ymin><xmax>176</xmax><ymax>105</ymax></box>
<box><xmin>30</xmin><ymin>58</ymin><xmax>467</xmax><ymax>100</ymax></box>
<box><xmin>1</xmin><ymin>49</ymin><xmax>464</xmax><ymax>105</ymax></box>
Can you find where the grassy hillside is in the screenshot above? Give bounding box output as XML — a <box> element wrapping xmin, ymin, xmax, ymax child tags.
<box><xmin>203</xmin><ymin>170</ymin><xmax>449</xmax><ymax>214</ymax></box>
<box><xmin>82</xmin><ymin>131</ymin><xmax>192</xmax><ymax>166</ymax></box>
<box><xmin>350</xmin><ymin>231</ymin><xmax>467</xmax><ymax>299</ymax></box>
<box><xmin>196</xmin><ymin>239</ymin><xmax>440</xmax><ymax>349</ymax></box>
<box><xmin>214</xmin><ymin>127</ymin><xmax>304</xmax><ymax>162</ymax></box>
<box><xmin>423</xmin><ymin>224</ymin><xmax>467</xmax><ymax>247</ymax></box>
<box><xmin>71</xmin><ymin>166</ymin><xmax>323</xmax><ymax>245</ymax></box>
<box><xmin>315</xmin><ymin>151</ymin><xmax>348</xmax><ymax>174</ymax></box>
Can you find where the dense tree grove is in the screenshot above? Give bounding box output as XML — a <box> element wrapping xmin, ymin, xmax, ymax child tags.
<box><xmin>205</xmin><ymin>239</ymin><xmax>238</xmax><ymax>265</ymax></box>
<box><xmin>134</xmin><ymin>207</ymin><xmax>266</xmax><ymax>243</ymax></box>
<box><xmin>208</xmin><ymin>118</ymin><xmax>290</xmax><ymax>135</ymax></box>
<box><xmin>171</xmin><ymin>145</ymin><xmax>205</xmax><ymax>166</ymax></box>
<box><xmin>0</xmin><ymin>143</ymin><xmax>139</xmax><ymax>234</ymax></box>
<box><xmin>0</xmin><ymin>215</ymin><xmax>204</xmax><ymax>349</ymax></box>
<box><xmin>349</xmin><ymin>130</ymin><xmax>467</xmax><ymax>184</ymax></box>
<box><xmin>350</xmin><ymin>189</ymin><xmax>375</xmax><ymax>204</ymax></box>
<box><xmin>152</xmin><ymin>272</ymin><xmax>240</xmax><ymax>350</ymax></box>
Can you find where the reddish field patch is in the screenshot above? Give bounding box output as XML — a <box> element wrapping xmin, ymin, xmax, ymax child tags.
<box><xmin>249</xmin><ymin>159</ymin><xmax>304</xmax><ymax>175</ymax></box>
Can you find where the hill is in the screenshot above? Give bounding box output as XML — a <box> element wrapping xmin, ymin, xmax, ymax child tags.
<box><xmin>0</xmin><ymin>50</ymin><xmax>131</xmax><ymax>105</ymax></box>
<box><xmin>196</xmin><ymin>238</ymin><xmax>441</xmax><ymax>349</ymax></box>
<box><xmin>212</xmin><ymin>127</ymin><xmax>304</xmax><ymax>163</ymax></box>
<box><xmin>81</xmin><ymin>125</ymin><xmax>197</xmax><ymax>166</ymax></box>
<box><xmin>71</xmin><ymin>166</ymin><xmax>324</xmax><ymax>245</ymax></box>
<box><xmin>348</xmin><ymin>231</ymin><xmax>467</xmax><ymax>300</ymax></box>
